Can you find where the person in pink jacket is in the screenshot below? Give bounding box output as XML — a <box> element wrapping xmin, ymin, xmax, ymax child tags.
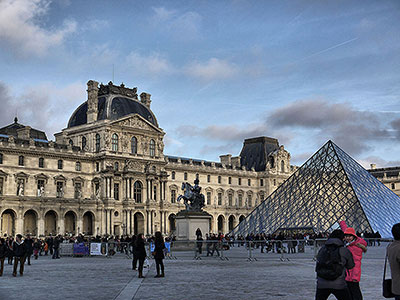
<box><xmin>339</xmin><ymin>221</ymin><xmax>367</xmax><ymax>300</ymax></box>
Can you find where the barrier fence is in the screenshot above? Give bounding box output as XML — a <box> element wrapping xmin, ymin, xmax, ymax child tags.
<box><xmin>56</xmin><ymin>238</ymin><xmax>392</xmax><ymax>262</ymax></box>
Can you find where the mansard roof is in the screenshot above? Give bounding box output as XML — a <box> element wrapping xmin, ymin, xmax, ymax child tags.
<box><xmin>239</xmin><ymin>137</ymin><xmax>280</xmax><ymax>171</ymax></box>
<box><xmin>0</xmin><ymin>117</ymin><xmax>47</xmax><ymax>141</ymax></box>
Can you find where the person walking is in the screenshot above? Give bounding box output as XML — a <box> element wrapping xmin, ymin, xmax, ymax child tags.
<box><xmin>387</xmin><ymin>223</ymin><xmax>400</xmax><ymax>300</ymax></box>
<box><xmin>153</xmin><ymin>231</ymin><xmax>165</xmax><ymax>278</ymax></box>
<box><xmin>33</xmin><ymin>238</ymin><xmax>41</xmax><ymax>260</ymax></box>
<box><xmin>52</xmin><ymin>235</ymin><xmax>60</xmax><ymax>259</ymax></box>
<box><xmin>339</xmin><ymin>221</ymin><xmax>367</xmax><ymax>300</ymax></box>
<box><xmin>130</xmin><ymin>235</ymin><xmax>137</xmax><ymax>270</ymax></box>
<box><xmin>0</xmin><ymin>238</ymin><xmax>7</xmax><ymax>276</ymax></box>
<box><xmin>135</xmin><ymin>234</ymin><xmax>146</xmax><ymax>278</ymax></box>
<box><xmin>315</xmin><ymin>229</ymin><xmax>355</xmax><ymax>300</ymax></box>
<box><xmin>12</xmin><ymin>234</ymin><xmax>27</xmax><ymax>277</ymax></box>
<box><xmin>24</xmin><ymin>234</ymin><xmax>33</xmax><ymax>265</ymax></box>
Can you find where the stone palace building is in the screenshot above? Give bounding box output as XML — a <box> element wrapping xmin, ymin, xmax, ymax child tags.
<box><xmin>0</xmin><ymin>81</ymin><xmax>295</xmax><ymax>238</ymax></box>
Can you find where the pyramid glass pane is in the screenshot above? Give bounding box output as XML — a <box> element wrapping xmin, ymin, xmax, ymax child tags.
<box><xmin>231</xmin><ymin>141</ymin><xmax>400</xmax><ymax>238</ymax></box>
<box><xmin>332</xmin><ymin>143</ymin><xmax>400</xmax><ymax>238</ymax></box>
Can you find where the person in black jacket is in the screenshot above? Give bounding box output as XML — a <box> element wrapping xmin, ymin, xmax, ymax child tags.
<box><xmin>24</xmin><ymin>234</ymin><xmax>34</xmax><ymax>265</ymax></box>
<box><xmin>135</xmin><ymin>234</ymin><xmax>146</xmax><ymax>278</ymax></box>
<box><xmin>13</xmin><ymin>234</ymin><xmax>27</xmax><ymax>277</ymax></box>
<box><xmin>52</xmin><ymin>236</ymin><xmax>60</xmax><ymax>259</ymax></box>
<box><xmin>130</xmin><ymin>235</ymin><xmax>137</xmax><ymax>270</ymax></box>
<box><xmin>315</xmin><ymin>229</ymin><xmax>355</xmax><ymax>300</ymax></box>
<box><xmin>0</xmin><ymin>238</ymin><xmax>7</xmax><ymax>276</ymax></box>
<box><xmin>153</xmin><ymin>231</ymin><xmax>165</xmax><ymax>278</ymax></box>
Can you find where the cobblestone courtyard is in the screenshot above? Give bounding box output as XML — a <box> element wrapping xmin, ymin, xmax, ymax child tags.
<box><xmin>0</xmin><ymin>245</ymin><xmax>386</xmax><ymax>300</ymax></box>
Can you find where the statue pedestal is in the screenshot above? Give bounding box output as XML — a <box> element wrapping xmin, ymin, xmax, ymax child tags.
<box><xmin>175</xmin><ymin>210</ymin><xmax>211</xmax><ymax>241</ymax></box>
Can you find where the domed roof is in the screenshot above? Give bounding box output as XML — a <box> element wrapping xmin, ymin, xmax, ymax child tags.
<box><xmin>68</xmin><ymin>95</ymin><xmax>158</xmax><ymax>128</ymax></box>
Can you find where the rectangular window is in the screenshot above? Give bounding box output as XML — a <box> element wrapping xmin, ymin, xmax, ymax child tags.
<box><xmin>74</xmin><ymin>182</ymin><xmax>82</xmax><ymax>198</ymax></box>
<box><xmin>228</xmin><ymin>177</ymin><xmax>232</xmax><ymax>184</ymax></box>
<box><xmin>0</xmin><ymin>178</ymin><xmax>3</xmax><ymax>195</ymax></box>
<box><xmin>39</xmin><ymin>158</ymin><xmax>44</xmax><ymax>168</ymax></box>
<box><xmin>96</xmin><ymin>162</ymin><xmax>100</xmax><ymax>172</ymax></box>
<box><xmin>153</xmin><ymin>185</ymin><xmax>157</xmax><ymax>201</ymax></box>
<box><xmin>392</xmin><ymin>183</ymin><xmax>396</xmax><ymax>190</ymax></box>
<box><xmin>0</xmin><ymin>153</ymin><xmax>3</xmax><ymax>164</ymax></box>
<box><xmin>171</xmin><ymin>190</ymin><xmax>176</xmax><ymax>203</ymax></box>
<box><xmin>273</xmin><ymin>179</ymin><xmax>276</xmax><ymax>186</ymax></box>
<box><xmin>184</xmin><ymin>172</ymin><xmax>188</xmax><ymax>181</ymax></box>
<box><xmin>114</xmin><ymin>183</ymin><xmax>119</xmax><ymax>200</ymax></box>
<box><xmin>37</xmin><ymin>180</ymin><xmax>45</xmax><ymax>196</ymax></box>
<box><xmin>238</xmin><ymin>194</ymin><xmax>243</xmax><ymax>207</ymax></box>
<box><xmin>207</xmin><ymin>192</ymin><xmax>211</xmax><ymax>205</ymax></box>
<box><xmin>228</xmin><ymin>194</ymin><xmax>233</xmax><ymax>206</ymax></box>
<box><xmin>238</xmin><ymin>178</ymin><xmax>241</xmax><ymax>185</ymax></box>
<box><xmin>248</xmin><ymin>195</ymin><xmax>252</xmax><ymax>207</ymax></box>
<box><xmin>260</xmin><ymin>179</ymin><xmax>264</xmax><ymax>187</ymax></box>
<box><xmin>76</xmin><ymin>162</ymin><xmax>81</xmax><ymax>171</ymax></box>
<box><xmin>248</xmin><ymin>179</ymin><xmax>251</xmax><ymax>186</ymax></box>
<box><xmin>207</xmin><ymin>175</ymin><xmax>210</xmax><ymax>183</ymax></box>
<box><xmin>218</xmin><ymin>176</ymin><xmax>221</xmax><ymax>184</ymax></box>
<box><xmin>58</xmin><ymin>160</ymin><xmax>63</xmax><ymax>170</ymax></box>
<box><xmin>18</xmin><ymin>155</ymin><xmax>24</xmax><ymax>166</ymax></box>
<box><xmin>56</xmin><ymin>182</ymin><xmax>64</xmax><ymax>198</ymax></box>
<box><xmin>171</xmin><ymin>171</ymin><xmax>175</xmax><ymax>180</ymax></box>
<box><xmin>217</xmin><ymin>192</ymin><xmax>222</xmax><ymax>205</ymax></box>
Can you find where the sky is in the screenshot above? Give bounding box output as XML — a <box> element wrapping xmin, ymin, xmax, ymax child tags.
<box><xmin>0</xmin><ymin>0</ymin><xmax>399</xmax><ymax>168</ymax></box>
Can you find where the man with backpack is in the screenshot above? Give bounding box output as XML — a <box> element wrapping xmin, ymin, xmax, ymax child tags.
<box><xmin>315</xmin><ymin>229</ymin><xmax>355</xmax><ymax>300</ymax></box>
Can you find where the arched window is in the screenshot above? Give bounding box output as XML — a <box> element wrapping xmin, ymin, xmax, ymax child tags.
<box><xmin>112</xmin><ymin>134</ymin><xmax>118</xmax><ymax>152</ymax></box>
<box><xmin>82</xmin><ymin>136</ymin><xmax>87</xmax><ymax>150</ymax></box>
<box><xmin>95</xmin><ymin>134</ymin><xmax>100</xmax><ymax>152</ymax></box>
<box><xmin>270</xmin><ymin>157</ymin><xmax>275</xmax><ymax>168</ymax></box>
<box><xmin>18</xmin><ymin>155</ymin><xmax>24</xmax><ymax>166</ymax></box>
<box><xmin>149</xmin><ymin>139</ymin><xmax>155</xmax><ymax>157</ymax></box>
<box><xmin>75</xmin><ymin>162</ymin><xmax>81</xmax><ymax>171</ymax></box>
<box><xmin>58</xmin><ymin>160</ymin><xmax>63</xmax><ymax>170</ymax></box>
<box><xmin>228</xmin><ymin>193</ymin><xmax>233</xmax><ymax>206</ymax></box>
<box><xmin>69</xmin><ymin>139</ymin><xmax>74</xmax><ymax>146</ymax></box>
<box><xmin>134</xmin><ymin>181</ymin><xmax>142</xmax><ymax>203</ymax></box>
<box><xmin>131</xmin><ymin>136</ymin><xmax>137</xmax><ymax>154</ymax></box>
<box><xmin>38</xmin><ymin>157</ymin><xmax>44</xmax><ymax>168</ymax></box>
<box><xmin>281</xmin><ymin>160</ymin><xmax>285</xmax><ymax>172</ymax></box>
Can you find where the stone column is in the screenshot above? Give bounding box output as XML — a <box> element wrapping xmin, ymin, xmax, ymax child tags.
<box><xmin>38</xmin><ymin>216</ymin><xmax>45</xmax><ymax>237</ymax></box>
<box><xmin>59</xmin><ymin>217</ymin><xmax>65</xmax><ymax>235</ymax></box>
<box><xmin>146</xmin><ymin>210</ymin><xmax>149</xmax><ymax>235</ymax></box>
<box><xmin>77</xmin><ymin>217</ymin><xmax>83</xmax><ymax>235</ymax></box>
<box><xmin>105</xmin><ymin>209</ymin><xmax>108</xmax><ymax>235</ymax></box>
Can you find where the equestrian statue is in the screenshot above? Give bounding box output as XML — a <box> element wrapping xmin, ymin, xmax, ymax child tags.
<box><xmin>177</xmin><ymin>179</ymin><xmax>205</xmax><ymax>212</ymax></box>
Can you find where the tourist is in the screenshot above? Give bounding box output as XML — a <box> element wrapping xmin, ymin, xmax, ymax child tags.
<box><xmin>153</xmin><ymin>231</ymin><xmax>166</xmax><ymax>278</ymax></box>
<box><xmin>47</xmin><ymin>235</ymin><xmax>54</xmax><ymax>256</ymax></box>
<box><xmin>387</xmin><ymin>223</ymin><xmax>400</xmax><ymax>300</ymax></box>
<box><xmin>206</xmin><ymin>234</ymin><xmax>212</xmax><ymax>256</ymax></box>
<box><xmin>196</xmin><ymin>228</ymin><xmax>203</xmax><ymax>255</ymax></box>
<box><xmin>135</xmin><ymin>234</ymin><xmax>146</xmax><ymax>278</ymax></box>
<box><xmin>33</xmin><ymin>238</ymin><xmax>41</xmax><ymax>260</ymax></box>
<box><xmin>131</xmin><ymin>235</ymin><xmax>137</xmax><ymax>270</ymax></box>
<box><xmin>0</xmin><ymin>238</ymin><xmax>7</xmax><ymax>276</ymax></box>
<box><xmin>12</xmin><ymin>234</ymin><xmax>27</xmax><ymax>277</ymax></box>
<box><xmin>7</xmin><ymin>237</ymin><xmax>14</xmax><ymax>265</ymax></box>
<box><xmin>52</xmin><ymin>235</ymin><xmax>60</xmax><ymax>259</ymax></box>
<box><xmin>24</xmin><ymin>234</ymin><xmax>33</xmax><ymax>265</ymax></box>
<box><xmin>315</xmin><ymin>229</ymin><xmax>354</xmax><ymax>300</ymax></box>
<box><xmin>339</xmin><ymin>221</ymin><xmax>367</xmax><ymax>300</ymax></box>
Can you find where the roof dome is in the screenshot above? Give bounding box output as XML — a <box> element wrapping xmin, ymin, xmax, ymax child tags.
<box><xmin>67</xmin><ymin>82</ymin><xmax>158</xmax><ymax>128</ymax></box>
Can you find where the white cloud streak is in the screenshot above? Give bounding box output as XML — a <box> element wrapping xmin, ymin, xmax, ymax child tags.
<box><xmin>0</xmin><ymin>0</ymin><xmax>76</xmax><ymax>57</ymax></box>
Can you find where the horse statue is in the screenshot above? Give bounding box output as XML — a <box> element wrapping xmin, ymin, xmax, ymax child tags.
<box><xmin>177</xmin><ymin>179</ymin><xmax>205</xmax><ymax>212</ymax></box>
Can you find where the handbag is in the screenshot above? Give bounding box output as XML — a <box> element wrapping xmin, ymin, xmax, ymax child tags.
<box><xmin>383</xmin><ymin>252</ymin><xmax>395</xmax><ymax>298</ymax></box>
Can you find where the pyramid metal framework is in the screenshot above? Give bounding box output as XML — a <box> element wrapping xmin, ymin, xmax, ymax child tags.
<box><xmin>231</xmin><ymin>141</ymin><xmax>400</xmax><ymax>238</ymax></box>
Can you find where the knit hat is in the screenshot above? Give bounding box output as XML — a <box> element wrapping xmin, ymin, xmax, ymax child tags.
<box><xmin>344</xmin><ymin>227</ymin><xmax>357</xmax><ymax>237</ymax></box>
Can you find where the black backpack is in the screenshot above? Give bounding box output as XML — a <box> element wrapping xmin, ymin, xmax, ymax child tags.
<box><xmin>316</xmin><ymin>244</ymin><xmax>344</xmax><ymax>280</ymax></box>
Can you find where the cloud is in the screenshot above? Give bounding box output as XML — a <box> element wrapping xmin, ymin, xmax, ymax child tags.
<box><xmin>0</xmin><ymin>81</ymin><xmax>85</xmax><ymax>139</ymax></box>
<box><xmin>391</xmin><ymin>118</ymin><xmax>400</xmax><ymax>139</ymax></box>
<box><xmin>125</xmin><ymin>51</ymin><xmax>173</xmax><ymax>76</ymax></box>
<box><xmin>358</xmin><ymin>156</ymin><xmax>400</xmax><ymax>169</ymax></box>
<box><xmin>268</xmin><ymin>99</ymin><xmax>392</xmax><ymax>155</ymax></box>
<box><xmin>176</xmin><ymin>123</ymin><xmax>268</xmax><ymax>142</ymax></box>
<box><xmin>81</xmin><ymin>19</ymin><xmax>109</xmax><ymax>32</ymax></box>
<box><xmin>151</xmin><ymin>6</ymin><xmax>202</xmax><ymax>40</ymax></box>
<box><xmin>0</xmin><ymin>0</ymin><xmax>76</xmax><ymax>57</ymax></box>
<box><xmin>184</xmin><ymin>58</ymin><xmax>239</xmax><ymax>81</ymax></box>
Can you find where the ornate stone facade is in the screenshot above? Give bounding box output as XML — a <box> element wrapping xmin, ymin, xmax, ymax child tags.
<box><xmin>0</xmin><ymin>80</ymin><xmax>295</xmax><ymax>237</ymax></box>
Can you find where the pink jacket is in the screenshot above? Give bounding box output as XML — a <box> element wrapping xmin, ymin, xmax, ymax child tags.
<box><xmin>339</xmin><ymin>221</ymin><xmax>367</xmax><ymax>282</ymax></box>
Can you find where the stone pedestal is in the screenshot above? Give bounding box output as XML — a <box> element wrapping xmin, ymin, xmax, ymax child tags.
<box><xmin>175</xmin><ymin>210</ymin><xmax>211</xmax><ymax>240</ymax></box>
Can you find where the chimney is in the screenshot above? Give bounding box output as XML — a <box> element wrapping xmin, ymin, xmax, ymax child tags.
<box><xmin>140</xmin><ymin>92</ymin><xmax>151</xmax><ymax>109</ymax></box>
<box><xmin>87</xmin><ymin>80</ymin><xmax>99</xmax><ymax>123</ymax></box>
<box><xmin>220</xmin><ymin>154</ymin><xmax>232</xmax><ymax>165</ymax></box>
<box><xmin>370</xmin><ymin>163</ymin><xmax>376</xmax><ymax>170</ymax></box>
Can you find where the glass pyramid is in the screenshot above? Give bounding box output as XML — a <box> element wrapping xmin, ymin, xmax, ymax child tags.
<box><xmin>231</xmin><ymin>140</ymin><xmax>400</xmax><ymax>238</ymax></box>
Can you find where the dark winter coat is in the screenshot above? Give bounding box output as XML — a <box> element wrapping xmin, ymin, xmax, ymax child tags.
<box><xmin>25</xmin><ymin>238</ymin><xmax>34</xmax><ymax>254</ymax></box>
<box><xmin>13</xmin><ymin>241</ymin><xmax>27</xmax><ymax>257</ymax></box>
<box><xmin>0</xmin><ymin>243</ymin><xmax>7</xmax><ymax>258</ymax></box>
<box><xmin>316</xmin><ymin>238</ymin><xmax>355</xmax><ymax>290</ymax></box>
<box><xmin>153</xmin><ymin>239</ymin><xmax>165</xmax><ymax>259</ymax></box>
<box><xmin>134</xmin><ymin>238</ymin><xmax>146</xmax><ymax>260</ymax></box>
